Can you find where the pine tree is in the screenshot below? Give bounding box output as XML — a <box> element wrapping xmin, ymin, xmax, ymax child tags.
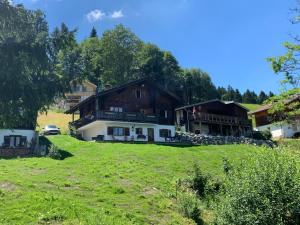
<box><xmin>257</xmin><ymin>91</ymin><xmax>268</xmax><ymax>104</ymax></box>
<box><xmin>90</xmin><ymin>27</ymin><xmax>97</xmax><ymax>38</ymax></box>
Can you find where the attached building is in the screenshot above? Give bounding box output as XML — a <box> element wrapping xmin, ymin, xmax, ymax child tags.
<box><xmin>250</xmin><ymin>96</ymin><xmax>300</xmax><ymax>138</ymax></box>
<box><xmin>176</xmin><ymin>100</ymin><xmax>252</xmax><ymax>136</ymax></box>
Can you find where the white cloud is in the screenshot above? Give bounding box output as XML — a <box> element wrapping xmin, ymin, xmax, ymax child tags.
<box><xmin>111</xmin><ymin>10</ymin><xmax>124</xmax><ymax>19</ymax></box>
<box><xmin>8</xmin><ymin>0</ymin><xmax>13</xmax><ymax>4</ymax></box>
<box><xmin>86</xmin><ymin>9</ymin><xmax>106</xmax><ymax>23</ymax></box>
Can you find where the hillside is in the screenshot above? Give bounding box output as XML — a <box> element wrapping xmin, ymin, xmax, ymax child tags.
<box><xmin>0</xmin><ymin>135</ymin><xmax>266</xmax><ymax>225</ymax></box>
<box><xmin>37</xmin><ymin>111</ymin><xmax>78</xmax><ymax>134</ymax></box>
<box><xmin>241</xmin><ymin>103</ymin><xmax>261</xmax><ymax>111</ymax></box>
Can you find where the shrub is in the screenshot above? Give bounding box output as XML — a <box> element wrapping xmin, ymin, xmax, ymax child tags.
<box><xmin>214</xmin><ymin>150</ymin><xmax>300</xmax><ymax>225</ymax></box>
<box><xmin>48</xmin><ymin>145</ymin><xmax>63</xmax><ymax>160</ymax></box>
<box><xmin>190</xmin><ymin>164</ymin><xmax>210</xmax><ymax>198</ymax></box>
<box><xmin>177</xmin><ymin>189</ymin><xmax>203</xmax><ymax>225</ymax></box>
<box><xmin>222</xmin><ymin>157</ymin><xmax>233</xmax><ymax>175</ymax></box>
<box><xmin>252</xmin><ymin>130</ymin><xmax>272</xmax><ymax>140</ymax></box>
<box><xmin>293</xmin><ymin>132</ymin><xmax>300</xmax><ymax>139</ymax></box>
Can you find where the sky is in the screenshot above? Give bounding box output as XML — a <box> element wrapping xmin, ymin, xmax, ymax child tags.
<box><xmin>13</xmin><ymin>0</ymin><xmax>297</xmax><ymax>94</ymax></box>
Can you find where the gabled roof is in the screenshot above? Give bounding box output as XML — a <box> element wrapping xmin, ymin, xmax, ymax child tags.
<box><xmin>65</xmin><ymin>78</ymin><xmax>181</xmax><ymax>114</ymax></box>
<box><xmin>249</xmin><ymin>94</ymin><xmax>300</xmax><ymax>115</ymax></box>
<box><xmin>175</xmin><ymin>99</ymin><xmax>249</xmax><ymax>112</ymax></box>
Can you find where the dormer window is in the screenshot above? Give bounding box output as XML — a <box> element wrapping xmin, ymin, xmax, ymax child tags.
<box><xmin>136</xmin><ymin>90</ymin><xmax>142</xmax><ymax>99</ymax></box>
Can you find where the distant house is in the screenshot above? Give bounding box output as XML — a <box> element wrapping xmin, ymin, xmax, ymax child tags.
<box><xmin>58</xmin><ymin>80</ymin><xmax>97</xmax><ymax>110</ymax></box>
<box><xmin>0</xmin><ymin>129</ymin><xmax>38</xmax><ymax>157</ymax></box>
<box><xmin>66</xmin><ymin>79</ymin><xmax>180</xmax><ymax>142</ymax></box>
<box><xmin>175</xmin><ymin>100</ymin><xmax>252</xmax><ymax>136</ymax></box>
<box><xmin>249</xmin><ymin>95</ymin><xmax>300</xmax><ymax>138</ymax></box>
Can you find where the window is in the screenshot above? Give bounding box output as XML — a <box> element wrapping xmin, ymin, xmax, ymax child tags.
<box><xmin>109</xmin><ymin>107</ymin><xmax>123</xmax><ymax>112</ymax></box>
<box><xmin>136</xmin><ymin>90</ymin><xmax>142</xmax><ymax>99</ymax></box>
<box><xmin>136</xmin><ymin>128</ymin><xmax>143</xmax><ymax>135</ymax></box>
<box><xmin>292</xmin><ymin>123</ymin><xmax>298</xmax><ymax>132</ymax></box>
<box><xmin>3</xmin><ymin>135</ymin><xmax>27</xmax><ymax>148</ymax></box>
<box><xmin>159</xmin><ymin>129</ymin><xmax>171</xmax><ymax>138</ymax></box>
<box><xmin>107</xmin><ymin>127</ymin><xmax>130</xmax><ymax>136</ymax></box>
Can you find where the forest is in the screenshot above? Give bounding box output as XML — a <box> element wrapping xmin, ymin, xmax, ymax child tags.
<box><xmin>79</xmin><ymin>25</ymin><xmax>274</xmax><ymax>105</ymax></box>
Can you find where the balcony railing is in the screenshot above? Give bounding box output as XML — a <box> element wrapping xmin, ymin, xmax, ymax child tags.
<box><xmin>71</xmin><ymin>111</ymin><xmax>159</xmax><ymax>129</ymax></box>
<box><xmin>189</xmin><ymin>112</ymin><xmax>251</xmax><ymax>126</ymax></box>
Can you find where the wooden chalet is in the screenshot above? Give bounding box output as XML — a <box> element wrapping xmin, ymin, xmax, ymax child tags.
<box><xmin>66</xmin><ymin>79</ymin><xmax>181</xmax><ymax>142</ymax></box>
<box><xmin>176</xmin><ymin>100</ymin><xmax>252</xmax><ymax>136</ymax></box>
<box><xmin>249</xmin><ymin>95</ymin><xmax>300</xmax><ymax>138</ymax></box>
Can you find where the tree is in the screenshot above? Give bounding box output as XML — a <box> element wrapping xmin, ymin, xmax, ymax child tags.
<box><xmin>242</xmin><ymin>89</ymin><xmax>258</xmax><ymax>104</ymax></box>
<box><xmin>136</xmin><ymin>43</ymin><xmax>165</xmax><ymax>81</ymax></box>
<box><xmin>267</xmin><ymin>1</ymin><xmax>300</xmax><ymax>120</ymax></box>
<box><xmin>215</xmin><ymin>151</ymin><xmax>300</xmax><ymax>225</ymax></box>
<box><xmin>234</xmin><ymin>89</ymin><xmax>243</xmax><ymax>102</ymax></box>
<box><xmin>257</xmin><ymin>91</ymin><xmax>268</xmax><ymax>104</ymax></box>
<box><xmin>90</xmin><ymin>26</ymin><xmax>97</xmax><ymax>38</ymax></box>
<box><xmin>80</xmin><ymin>37</ymin><xmax>102</xmax><ymax>85</ymax></box>
<box><xmin>0</xmin><ymin>1</ymin><xmax>83</xmax><ymax>129</ymax></box>
<box><xmin>182</xmin><ymin>68</ymin><xmax>218</xmax><ymax>104</ymax></box>
<box><xmin>99</xmin><ymin>24</ymin><xmax>143</xmax><ymax>86</ymax></box>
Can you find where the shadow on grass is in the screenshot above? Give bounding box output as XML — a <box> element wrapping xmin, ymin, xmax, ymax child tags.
<box><xmin>57</xmin><ymin>149</ymin><xmax>73</xmax><ymax>160</ymax></box>
<box><xmin>154</xmin><ymin>142</ymin><xmax>195</xmax><ymax>148</ymax></box>
<box><xmin>0</xmin><ymin>136</ymin><xmax>74</xmax><ymax>160</ymax></box>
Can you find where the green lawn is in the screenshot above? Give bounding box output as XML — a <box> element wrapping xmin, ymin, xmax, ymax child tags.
<box><xmin>0</xmin><ymin>135</ymin><xmax>268</xmax><ymax>225</ymax></box>
<box><xmin>241</xmin><ymin>103</ymin><xmax>261</xmax><ymax>111</ymax></box>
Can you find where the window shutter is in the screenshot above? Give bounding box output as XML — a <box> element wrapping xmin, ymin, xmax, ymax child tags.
<box><xmin>107</xmin><ymin>127</ymin><xmax>113</xmax><ymax>135</ymax></box>
<box><xmin>125</xmin><ymin>128</ymin><xmax>130</xmax><ymax>136</ymax></box>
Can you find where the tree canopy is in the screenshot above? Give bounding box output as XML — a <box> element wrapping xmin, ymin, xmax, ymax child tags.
<box><xmin>267</xmin><ymin>1</ymin><xmax>300</xmax><ymax>121</ymax></box>
<box><xmin>0</xmin><ymin>1</ymin><xmax>83</xmax><ymax>129</ymax></box>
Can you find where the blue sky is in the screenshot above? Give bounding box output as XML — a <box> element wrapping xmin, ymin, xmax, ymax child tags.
<box><xmin>13</xmin><ymin>0</ymin><xmax>297</xmax><ymax>94</ymax></box>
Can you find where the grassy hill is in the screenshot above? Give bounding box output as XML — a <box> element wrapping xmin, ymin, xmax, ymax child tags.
<box><xmin>0</xmin><ymin>135</ymin><xmax>267</xmax><ymax>225</ymax></box>
<box><xmin>37</xmin><ymin>111</ymin><xmax>78</xmax><ymax>134</ymax></box>
<box><xmin>241</xmin><ymin>103</ymin><xmax>262</xmax><ymax>111</ymax></box>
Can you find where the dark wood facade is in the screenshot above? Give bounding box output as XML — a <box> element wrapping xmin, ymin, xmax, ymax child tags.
<box><xmin>66</xmin><ymin>79</ymin><xmax>180</xmax><ymax>128</ymax></box>
<box><xmin>176</xmin><ymin>100</ymin><xmax>252</xmax><ymax>136</ymax></box>
<box><xmin>250</xmin><ymin>95</ymin><xmax>300</xmax><ymax>127</ymax></box>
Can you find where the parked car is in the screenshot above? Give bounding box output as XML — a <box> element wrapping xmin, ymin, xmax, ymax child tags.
<box><xmin>43</xmin><ymin>125</ymin><xmax>61</xmax><ymax>135</ymax></box>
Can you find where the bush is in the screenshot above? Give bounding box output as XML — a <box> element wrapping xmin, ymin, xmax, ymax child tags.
<box><xmin>293</xmin><ymin>132</ymin><xmax>300</xmax><ymax>139</ymax></box>
<box><xmin>177</xmin><ymin>189</ymin><xmax>203</xmax><ymax>225</ymax></box>
<box><xmin>190</xmin><ymin>164</ymin><xmax>210</xmax><ymax>198</ymax></box>
<box><xmin>252</xmin><ymin>130</ymin><xmax>272</xmax><ymax>140</ymax></box>
<box><xmin>222</xmin><ymin>157</ymin><xmax>233</xmax><ymax>175</ymax></box>
<box><xmin>214</xmin><ymin>150</ymin><xmax>300</xmax><ymax>225</ymax></box>
<box><xmin>48</xmin><ymin>145</ymin><xmax>63</xmax><ymax>160</ymax></box>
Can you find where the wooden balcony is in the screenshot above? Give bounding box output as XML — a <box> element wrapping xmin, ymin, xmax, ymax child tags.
<box><xmin>189</xmin><ymin>112</ymin><xmax>251</xmax><ymax>126</ymax></box>
<box><xmin>72</xmin><ymin>111</ymin><xmax>159</xmax><ymax>129</ymax></box>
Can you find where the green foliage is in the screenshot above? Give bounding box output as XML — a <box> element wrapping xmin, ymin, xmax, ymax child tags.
<box><xmin>99</xmin><ymin>24</ymin><xmax>143</xmax><ymax>86</ymax></box>
<box><xmin>182</xmin><ymin>68</ymin><xmax>218</xmax><ymax>104</ymax></box>
<box><xmin>48</xmin><ymin>144</ymin><xmax>63</xmax><ymax>160</ymax></box>
<box><xmin>265</xmin><ymin>88</ymin><xmax>300</xmax><ymax>122</ymax></box>
<box><xmin>0</xmin><ymin>2</ymin><xmax>83</xmax><ymax>129</ymax></box>
<box><xmin>214</xmin><ymin>150</ymin><xmax>300</xmax><ymax>225</ymax></box>
<box><xmin>222</xmin><ymin>157</ymin><xmax>233</xmax><ymax>175</ymax></box>
<box><xmin>252</xmin><ymin>130</ymin><xmax>272</xmax><ymax>140</ymax></box>
<box><xmin>177</xmin><ymin>189</ymin><xmax>203</xmax><ymax>225</ymax></box>
<box><xmin>90</xmin><ymin>26</ymin><xmax>97</xmax><ymax>38</ymax></box>
<box><xmin>189</xmin><ymin>163</ymin><xmax>210</xmax><ymax>198</ymax></box>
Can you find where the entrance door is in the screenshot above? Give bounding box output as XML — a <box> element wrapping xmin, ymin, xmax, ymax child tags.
<box><xmin>147</xmin><ymin>128</ymin><xmax>154</xmax><ymax>142</ymax></box>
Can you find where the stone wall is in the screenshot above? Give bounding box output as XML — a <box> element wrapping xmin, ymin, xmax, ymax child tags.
<box><xmin>0</xmin><ymin>148</ymin><xmax>33</xmax><ymax>158</ymax></box>
<box><xmin>177</xmin><ymin>133</ymin><xmax>274</xmax><ymax>148</ymax></box>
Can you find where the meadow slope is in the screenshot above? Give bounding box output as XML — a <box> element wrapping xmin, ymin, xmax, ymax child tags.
<box><xmin>0</xmin><ymin>136</ymin><xmax>265</xmax><ymax>225</ymax></box>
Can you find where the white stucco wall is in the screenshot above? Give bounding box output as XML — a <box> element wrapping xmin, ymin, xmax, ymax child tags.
<box><xmin>77</xmin><ymin>121</ymin><xmax>175</xmax><ymax>142</ymax></box>
<box><xmin>256</xmin><ymin>120</ymin><xmax>300</xmax><ymax>138</ymax></box>
<box><xmin>0</xmin><ymin>129</ymin><xmax>36</xmax><ymax>148</ymax></box>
